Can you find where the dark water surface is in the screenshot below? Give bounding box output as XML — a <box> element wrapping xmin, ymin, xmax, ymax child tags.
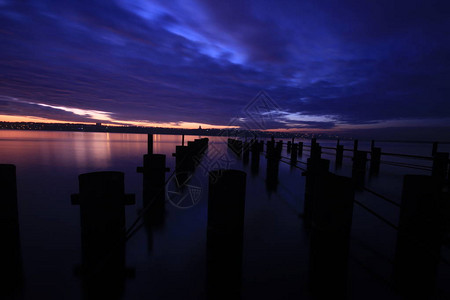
<box><xmin>1</xmin><ymin>130</ymin><xmax>449</xmax><ymax>299</ymax></box>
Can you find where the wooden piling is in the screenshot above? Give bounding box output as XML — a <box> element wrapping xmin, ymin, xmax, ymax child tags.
<box><xmin>298</xmin><ymin>142</ymin><xmax>303</xmax><ymax>157</ymax></box>
<box><xmin>353</xmin><ymin>139</ymin><xmax>358</xmax><ymax>153</ymax></box>
<box><xmin>432</xmin><ymin>152</ymin><xmax>449</xmax><ymax>183</ymax></box>
<box><xmin>309</xmin><ymin>173</ymin><xmax>354</xmax><ymax>299</ymax></box>
<box><xmin>0</xmin><ymin>164</ymin><xmax>18</xmax><ymax>224</ymax></box>
<box><xmin>432</xmin><ymin>142</ymin><xmax>438</xmax><ymax>157</ymax></box>
<box><xmin>207</xmin><ymin>170</ymin><xmax>246</xmax><ymax>299</ymax></box>
<box><xmin>266</xmin><ymin>142</ymin><xmax>280</xmax><ymax>190</ymax></box>
<box><xmin>251</xmin><ymin>140</ymin><xmax>260</xmax><ymax>173</ymax></box>
<box><xmin>0</xmin><ymin>164</ymin><xmax>23</xmax><ymax>295</ymax></box>
<box><xmin>291</xmin><ymin>143</ymin><xmax>298</xmax><ymax>165</ymax></box>
<box><xmin>336</xmin><ymin>145</ymin><xmax>344</xmax><ymax>167</ymax></box>
<box><xmin>243</xmin><ymin>142</ymin><xmax>250</xmax><ymax>164</ymax></box>
<box><xmin>303</xmin><ymin>158</ymin><xmax>330</xmax><ymax>228</ymax></box>
<box><xmin>352</xmin><ymin>151</ymin><xmax>367</xmax><ymax>188</ymax></box>
<box><xmin>311</xmin><ymin>144</ymin><xmax>322</xmax><ymax>161</ymax></box>
<box><xmin>370</xmin><ymin>147</ymin><xmax>381</xmax><ymax>175</ymax></box>
<box><xmin>71</xmin><ymin>172</ymin><xmax>135</xmax><ymax>277</ymax></box>
<box><xmin>147</xmin><ymin>134</ymin><xmax>153</xmax><ymax>155</ymax></box>
<box><xmin>393</xmin><ymin>175</ymin><xmax>446</xmax><ymax>298</ymax></box>
<box><xmin>137</xmin><ymin>154</ymin><xmax>169</xmax><ymax>221</ymax></box>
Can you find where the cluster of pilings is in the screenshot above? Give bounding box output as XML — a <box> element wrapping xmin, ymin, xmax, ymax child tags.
<box><xmin>173</xmin><ymin>136</ymin><xmax>209</xmax><ymax>174</ymax></box>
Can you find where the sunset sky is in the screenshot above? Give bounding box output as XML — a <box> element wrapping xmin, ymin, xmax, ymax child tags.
<box><xmin>1</xmin><ymin>0</ymin><xmax>449</xmax><ymax>137</ymax></box>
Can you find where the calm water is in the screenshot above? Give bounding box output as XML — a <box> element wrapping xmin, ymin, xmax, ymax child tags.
<box><xmin>1</xmin><ymin>130</ymin><xmax>449</xmax><ymax>299</ymax></box>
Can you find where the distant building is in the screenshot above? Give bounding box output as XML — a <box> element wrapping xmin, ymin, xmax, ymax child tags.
<box><xmin>198</xmin><ymin>126</ymin><xmax>202</xmax><ymax>130</ymax></box>
<box><xmin>96</xmin><ymin>123</ymin><xmax>102</xmax><ymax>126</ymax></box>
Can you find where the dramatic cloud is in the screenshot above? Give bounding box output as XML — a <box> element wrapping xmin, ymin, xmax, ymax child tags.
<box><xmin>0</xmin><ymin>0</ymin><xmax>449</xmax><ymax>134</ymax></box>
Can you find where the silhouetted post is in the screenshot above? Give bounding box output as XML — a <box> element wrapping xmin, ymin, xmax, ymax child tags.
<box><xmin>147</xmin><ymin>134</ymin><xmax>153</xmax><ymax>155</ymax></box>
<box><xmin>173</xmin><ymin>145</ymin><xmax>194</xmax><ymax>173</ymax></box>
<box><xmin>287</xmin><ymin>141</ymin><xmax>292</xmax><ymax>153</ymax></box>
<box><xmin>371</xmin><ymin>140</ymin><xmax>375</xmax><ymax>150</ymax></box>
<box><xmin>353</xmin><ymin>139</ymin><xmax>358</xmax><ymax>153</ymax></box>
<box><xmin>0</xmin><ymin>164</ymin><xmax>18</xmax><ymax>225</ymax></box>
<box><xmin>432</xmin><ymin>152</ymin><xmax>449</xmax><ymax>183</ymax></box>
<box><xmin>182</xmin><ymin>134</ymin><xmax>185</xmax><ymax>146</ymax></box>
<box><xmin>298</xmin><ymin>142</ymin><xmax>303</xmax><ymax>157</ymax></box>
<box><xmin>243</xmin><ymin>142</ymin><xmax>250</xmax><ymax>164</ymax></box>
<box><xmin>137</xmin><ymin>154</ymin><xmax>169</xmax><ymax>222</ymax></box>
<box><xmin>0</xmin><ymin>164</ymin><xmax>23</xmax><ymax>296</ymax></box>
<box><xmin>71</xmin><ymin>172</ymin><xmax>135</xmax><ymax>297</ymax></box>
<box><xmin>311</xmin><ymin>138</ymin><xmax>317</xmax><ymax>148</ymax></box>
<box><xmin>370</xmin><ymin>147</ymin><xmax>381</xmax><ymax>175</ymax></box>
<box><xmin>393</xmin><ymin>175</ymin><xmax>446</xmax><ymax>298</ymax></box>
<box><xmin>311</xmin><ymin>144</ymin><xmax>322</xmax><ymax>161</ymax></box>
<box><xmin>207</xmin><ymin>170</ymin><xmax>246</xmax><ymax>300</ymax></box>
<box><xmin>259</xmin><ymin>140</ymin><xmax>264</xmax><ymax>152</ymax></box>
<box><xmin>291</xmin><ymin>143</ymin><xmax>298</xmax><ymax>165</ymax></box>
<box><xmin>276</xmin><ymin>140</ymin><xmax>283</xmax><ymax>157</ymax></box>
<box><xmin>336</xmin><ymin>145</ymin><xmax>344</xmax><ymax>167</ymax></box>
<box><xmin>309</xmin><ymin>173</ymin><xmax>354</xmax><ymax>300</ymax></box>
<box><xmin>432</xmin><ymin>142</ymin><xmax>438</xmax><ymax>157</ymax></box>
<box><xmin>303</xmin><ymin>158</ymin><xmax>330</xmax><ymax>229</ymax></box>
<box><xmin>352</xmin><ymin>151</ymin><xmax>367</xmax><ymax>188</ymax></box>
<box><xmin>266</xmin><ymin>142</ymin><xmax>280</xmax><ymax>190</ymax></box>
<box><xmin>251</xmin><ymin>140</ymin><xmax>260</xmax><ymax>173</ymax></box>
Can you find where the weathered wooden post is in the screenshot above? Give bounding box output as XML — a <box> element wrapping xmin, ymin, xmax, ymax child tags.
<box><xmin>432</xmin><ymin>142</ymin><xmax>438</xmax><ymax>157</ymax></box>
<box><xmin>311</xmin><ymin>143</ymin><xmax>322</xmax><ymax>161</ymax></box>
<box><xmin>291</xmin><ymin>143</ymin><xmax>298</xmax><ymax>165</ymax></box>
<box><xmin>302</xmin><ymin>158</ymin><xmax>330</xmax><ymax>229</ymax></box>
<box><xmin>311</xmin><ymin>138</ymin><xmax>317</xmax><ymax>148</ymax></box>
<box><xmin>266</xmin><ymin>141</ymin><xmax>280</xmax><ymax>190</ymax></box>
<box><xmin>298</xmin><ymin>142</ymin><xmax>304</xmax><ymax>157</ymax></box>
<box><xmin>309</xmin><ymin>173</ymin><xmax>354</xmax><ymax>299</ymax></box>
<box><xmin>352</xmin><ymin>151</ymin><xmax>367</xmax><ymax>188</ymax></box>
<box><xmin>336</xmin><ymin>145</ymin><xmax>344</xmax><ymax>167</ymax></box>
<box><xmin>71</xmin><ymin>172</ymin><xmax>135</xmax><ymax>292</ymax></box>
<box><xmin>251</xmin><ymin>140</ymin><xmax>260</xmax><ymax>173</ymax></box>
<box><xmin>276</xmin><ymin>140</ymin><xmax>283</xmax><ymax>157</ymax></box>
<box><xmin>393</xmin><ymin>175</ymin><xmax>446</xmax><ymax>298</ymax></box>
<box><xmin>432</xmin><ymin>152</ymin><xmax>449</xmax><ymax>183</ymax></box>
<box><xmin>0</xmin><ymin>164</ymin><xmax>19</xmax><ymax>225</ymax></box>
<box><xmin>0</xmin><ymin>164</ymin><xmax>23</xmax><ymax>296</ymax></box>
<box><xmin>287</xmin><ymin>141</ymin><xmax>292</xmax><ymax>153</ymax></box>
<box><xmin>243</xmin><ymin>142</ymin><xmax>250</xmax><ymax>164</ymax></box>
<box><xmin>207</xmin><ymin>170</ymin><xmax>246</xmax><ymax>300</ymax></box>
<box><xmin>147</xmin><ymin>133</ymin><xmax>153</xmax><ymax>154</ymax></box>
<box><xmin>137</xmin><ymin>154</ymin><xmax>170</xmax><ymax>222</ymax></box>
<box><xmin>353</xmin><ymin>139</ymin><xmax>358</xmax><ymax>153</ymax></box>
<box><xmin>370</xmin><ymin>147</ymin><xmax>382</xmax><ymax>175</ymax></box>
<box><xmin>182</xmin><ymin>134</ymin><xmax>185</xmax><ymax>146</ymax></box>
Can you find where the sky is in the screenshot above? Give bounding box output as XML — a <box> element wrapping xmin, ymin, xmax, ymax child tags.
<box><xmin>1</xmin><ymin>0</ymin><xmax>449</xmax><ymax>138</ymax></box>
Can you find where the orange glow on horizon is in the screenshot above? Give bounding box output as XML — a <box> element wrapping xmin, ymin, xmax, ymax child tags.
<box><xmin>0</xmin><ymin>114</ymin><xmax>89</xmax><ymax>124</ymax></box>
<box><xmin>0</xmin><ymin>114</ymin><xmax>238</xmax><ymax>130</ymax></box>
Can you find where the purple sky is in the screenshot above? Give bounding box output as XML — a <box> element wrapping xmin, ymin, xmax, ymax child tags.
<box><xmin>1</xmin><ymin>0</ymin><xmax>449</xmax><ymax>137</ymax></box>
